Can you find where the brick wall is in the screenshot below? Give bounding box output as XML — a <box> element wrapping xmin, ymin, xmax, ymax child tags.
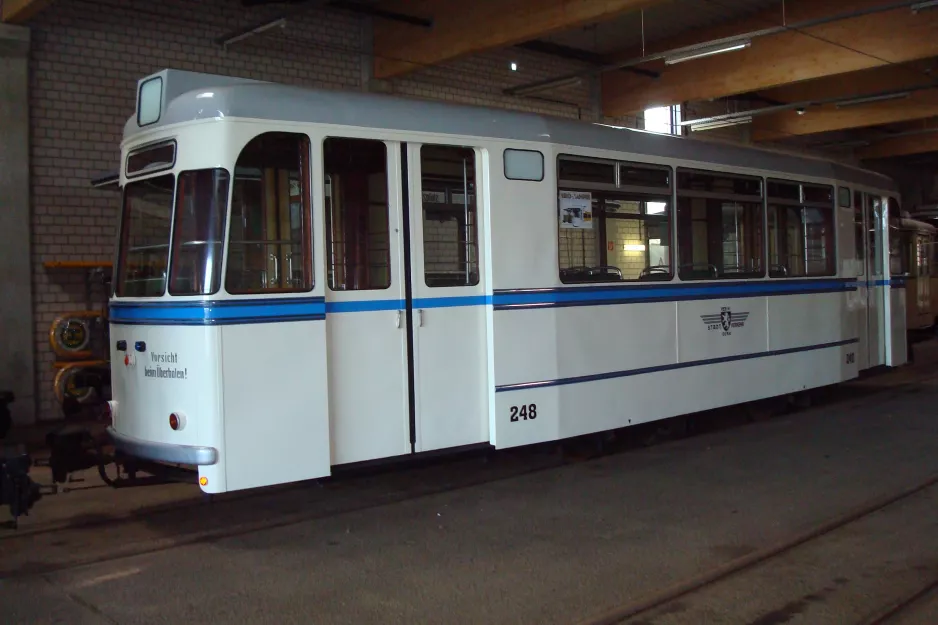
<box><xmin>559</xmin><ymin>229</ymin><xmax>599</xmax><ymax>269</ymax></box>
<box><xmin>606</xmin><ymin>218</ymin><xmax>650</xmax><ymax>279</ymax></box>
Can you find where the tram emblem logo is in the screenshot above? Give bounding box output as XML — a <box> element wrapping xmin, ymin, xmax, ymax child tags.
<box><xmin>701</xmin><ymin>307</ymin><xmax>749</xmax><ymax>336</ymax></box>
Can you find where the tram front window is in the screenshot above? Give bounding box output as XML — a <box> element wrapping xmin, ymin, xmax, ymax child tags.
<box><xmin>115</xmin><ymin>174</ymin><xmax>175</xmax><ymax>297</ymax></box>
<box><xmin>168</xmin><ymin>168</ymin><xmax>231</xmax><ymax>295</ymax></box>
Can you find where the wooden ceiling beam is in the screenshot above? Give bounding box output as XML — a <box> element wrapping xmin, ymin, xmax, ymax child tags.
<box><xmin>752</xmin><ymin>89</ymin><xmax>938</xmax><ymax>141</ymax></box>
<box><xmin>752</xmin><ymin>59</ymin><xmax>938</xmax><ymax>104</ymax></box>
<box><xmin>372</xmin><ymin>0</ymin><xmax>666</xmax><ymax>79</ymax></box>
<box><xmin>859</xmin><ymin>127</ymin><xmax>938</xmax><ymax>159</ymax></box>
<box><xmin>1</xmin><ymin>0</ymin><xmax>52</xmax><ymax>23</ymax></box>
<box><xmin>602</xmin><ymin>0</ymin><xmax>938</xmax><ymax>116</ymax></box>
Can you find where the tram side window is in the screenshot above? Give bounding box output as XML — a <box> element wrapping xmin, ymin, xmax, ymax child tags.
<box><xmin>869</xmin><ymin>195</ymin><xmax>884</xmax><ymax>276</ymax></box>
<box><xmin>115</xmin><ymin>175</ymin><xmax>175</xmax><ymax>297</ymax></box>
<box><xmin>853</xmin><ymin>190</ymin><xmax>865</xmax><ymax>277</ymax></box>
<box><xmin>557</xmin><ymin>155</ymin><xmax>672</xmax><ymax>283</ymax></box>
<box><xmin>888</xmin><ymin>198</ymin><xmax>909</xmax><ymax>277</ymax></box>
<box><xmin>324</xmin><ymin>138</ymin><xmax>391</xmax><ymax>291</ymax></box>
<box><xmin>918</xmin><ymin>233</ymin><xmax>930</xmax><ymax>277</ymax></box>
<box><xmin>225</xmin><ymin>132</ymin><xmax>313</xmax><ymax>294</ymax></box>
<box><xmin>421</xmin><ymin>145</ymin><xmax>480</xmax><ymax>287</ymax></box>
<box><xmin>889</xmin><ymin>223</ymin><xmax>910</xmax><ymax>277</ymax></box>
<box><xmin>676</xmin><ymin>168</ymin><xmax>764</xmax><ymax>280</ymax></box>
<box><xmin>766</xmin><ymin>180</ymin><xmax>835</xmax><ymax>278</ymax></box>
<box><xmin>168</xmin><ymin>169</ymin><xmax>230</xmax><ymax>295</ymax></box>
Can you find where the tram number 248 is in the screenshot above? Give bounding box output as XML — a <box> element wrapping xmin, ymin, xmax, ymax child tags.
<box><xmin>510</xmin><ymin>404</ymin><xmax>537</xmax><ymax>422</ymax></box>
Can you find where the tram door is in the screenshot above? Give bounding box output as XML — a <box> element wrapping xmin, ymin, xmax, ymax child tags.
<box><xmin>323</xmin><ymin>137</ymin><xmax>412</xmax><ymax>466</ymax></box>
<box><xmin>866</xmin><ymin>193</ymin><xmax>888</xmax><ymax>368</ymax></box>
<box><xmin>323</xmin><ymin>138</ymin><xmax>489</xmax><ymax>467</ymax></box>
<box><xmin>403</xmin><ymin>143</ymin><xmax>489</xmax><ymax>453</ymax></box>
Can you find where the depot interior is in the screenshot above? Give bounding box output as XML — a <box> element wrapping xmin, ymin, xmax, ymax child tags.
<box><xmin>2</xmin><ymin>0</ymin><xmax>938</xmax><ymax>428</ymax></box>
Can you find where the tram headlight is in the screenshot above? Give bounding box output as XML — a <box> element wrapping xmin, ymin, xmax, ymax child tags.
<box><xmin>169</xmin><ymin>412</ymin><xmax>186</xmax><ymax>431</ymax></box>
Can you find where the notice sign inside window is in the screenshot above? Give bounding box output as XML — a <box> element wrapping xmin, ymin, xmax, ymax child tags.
<box><xmin>559</xmin><ymin>191</ymin><xmax>593</xmax><ymax>229</ymax></box>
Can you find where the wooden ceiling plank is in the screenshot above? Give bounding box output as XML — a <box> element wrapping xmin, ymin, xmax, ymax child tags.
<box><xmin>859</xmin><ymin>130</ymin><xmax>938</xmax><ymax>159</ymax></box>
<box><xmin>2</xmin><ymin>0</ymin><xmax>52</xmax><ymax>23</ymax></box>
<box><xmin>752</xmin><ymin>89</ymin><xmax>938</xmax><ymax>141</ymax></box>
<box><xmin>754</xmin><ymin>59</ymin><xmax>938</xmax><ymax>104</ymax></box>
<box><xmin>372</xmin><ymin>0</ymin><xmax>667</xmax><ymax>79</ymax></box>
<box><xmin>602</xmin><ymin>0</ymin><xmax>938</xmax><ymax>116</ymax></box>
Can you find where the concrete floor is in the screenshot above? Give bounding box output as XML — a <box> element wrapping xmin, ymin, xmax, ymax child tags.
<box><xmin>888</xmin><ymin>587</ymin><xmax>938</xmax><ymax>625</ymax></box>
<box><xmin>620</xmin><ymin>481</ymin><xmax>938</xmax><ymax>624</ymax></box>
<box><xmin>3</xmin><ymin>354</ymin><xmax>938</xmax><ymax>624</ymax></box>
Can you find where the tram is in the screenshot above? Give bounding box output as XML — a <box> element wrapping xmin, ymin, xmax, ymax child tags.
<box><xmin>104</xmin><ymin>69</ymin><xmax>908</xmax><ymax>494</ymax></box>
<box><xmin>889</xmin><ymin>212</ymin><xmax>937</xmax><ymax>346</ymax></box>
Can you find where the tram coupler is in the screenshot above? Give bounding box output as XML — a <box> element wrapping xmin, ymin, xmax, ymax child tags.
<box><xmin>0</xmin><ymin>445</ymin><xmax>42</xmax><ymax>528</ymax></box>
<box><xmin>46</xmin><ymin>425</ymin><xmax>103</xmax><ymax>485</ymax></box>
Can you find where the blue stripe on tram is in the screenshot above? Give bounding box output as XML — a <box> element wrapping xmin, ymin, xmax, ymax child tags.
<box><xmin>109</xmin><ymin>277</ymin><xmax>901</xmax><ymax>324</ymax></box>
<box><xmin>110</xmin><ymin>298</ymin><xmax>328</xmax><ymax>326</ymax></box>
<box><xmin>492</xmin><ymin>278</ymin><xmax>857</xmax><ymax>310</ymax></box>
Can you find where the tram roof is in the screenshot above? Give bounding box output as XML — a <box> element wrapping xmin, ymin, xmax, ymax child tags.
<box><xmin>126</xmin><ymin>69</ymin><xmax>896</xmax><ymax>192</ymax></box>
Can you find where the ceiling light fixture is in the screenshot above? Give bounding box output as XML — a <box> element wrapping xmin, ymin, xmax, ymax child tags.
<box><xmin>912</xmin><ymin>0</ymin><xmax>938</xmax><ymax>13</ymax></box>
<box><xmin>508</xmin><ymin>76</ymin><xmax>583</xmax><ymax>96</ymax></box>
<box><xmin>510</xmin><ymin>62</ymin><xmax>518</xmax><ymax>71</ymax></box>
<box><xmin>690</xmin><ymin>116</ymin><xmax>753</xmax><ymax>132</ymax></box>
<box><xmin>218</xmin><ymin>17</ymin><xmax>286</xmax><ymax>48</ymax></box>
<box><xmin>664</xmin><ymin>40</ymin><xmax>751</xmax><ymax>65</ymax></box>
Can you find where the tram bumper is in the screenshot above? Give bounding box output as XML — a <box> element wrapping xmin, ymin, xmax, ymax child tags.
<box><xmin>106</xmin><ymin>427</ymin><xmax>218</xmax><ymax>466</ymax></box>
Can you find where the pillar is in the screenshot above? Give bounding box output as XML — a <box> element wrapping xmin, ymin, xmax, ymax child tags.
<box><xmin>0</xmin><ymin>23</ymin><xmax>35</xmax><ymax>425</ymax></box>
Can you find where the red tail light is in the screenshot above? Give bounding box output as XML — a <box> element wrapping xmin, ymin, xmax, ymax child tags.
<box><xmin>169</xmin><ymin>412</ymin><xmax>186</xmax><ymax>431</ymax></box>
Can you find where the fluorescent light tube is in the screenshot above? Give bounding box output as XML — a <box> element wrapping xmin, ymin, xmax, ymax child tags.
<box><xmin>665</xmin><ymin>40</ymin><xmax>751</xmax><ymax>65</ymax></box>
<box><xmin>690</xmin><ymin>116</ymin><xmax>753</xmax><ymax>132</ymax></box>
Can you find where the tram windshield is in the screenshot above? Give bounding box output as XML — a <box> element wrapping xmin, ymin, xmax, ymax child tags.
<box><xmin>115</xmin><ymin>169</ymin><xmax>232</xmax><ymax>297</ymax></box>
<box><xmin>168</xmin><ymin>169</ymin><xmax>230</xmax><ymax>295</ymax></box>
<box><xmin>115</xmin><ymin>175</ymin><xmax>175</xmax><ymax>297</ymax></box>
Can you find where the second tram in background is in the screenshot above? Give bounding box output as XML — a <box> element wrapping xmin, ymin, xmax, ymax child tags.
<box><xmin>894</xmin><ymin>209</ymin><xmax>938</xmax><ymax>349</ymax></box>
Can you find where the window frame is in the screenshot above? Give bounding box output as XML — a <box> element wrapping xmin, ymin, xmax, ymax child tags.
<box><xmin>125</xmin><ymin>139</ymin><xmax>177</xmax><ymax>179</ymax></box>
<box><xmin>838</xmin><ymin>186</ymin><xmax>852</xmax><ymax>208</ymax></box>
<box><xmin>557</xmin><ymin>153</ymin><xmax>675</xmax><ymax>284</ymax></box>
<box><xmin>137</xmin><ymin>75</ymin><xmax>163</xmax><ymax>127</ymax></box>
<box><xmin>224</xmin><ymin>131</ymin><xmax>315</xmax><ymax>296</ymax></box>
<box><xmin>503</xmin><ymin>148</ymin><xmax>545</xmax><ymax>182</ymax></box>
<box><xmin>168</xmin><ymin>167</ymin><xmax>232</xmax><ymax>297</ymax></box>
<box><xmin>676</xmin><ymin>166</ymin><xmax>766</xmax><ymax>281</ymax></box>
<box><xmin>322</xmin><ymin>135</ymin><xmax>393</xmax><ymax>292</ymax></box>
<box><xmin>765</xmin><ymin>177</ymin><xmax>836</xmax><ymax>279</ymax></box>
<box><xmin>854</xmin><ymin>190</ymin><xmax>866</xmax><ymax>277</ymax></box>
<box><xmin>114</xmin><ymin>172</ymin><xmax>177</xmax><ymax>298</ymax></box>
<box><xmin>421</xmin><ymin>143</ymin><xmax>482</xmax><ymax>288</ymax></box>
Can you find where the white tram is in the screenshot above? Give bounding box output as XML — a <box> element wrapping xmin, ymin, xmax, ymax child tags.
<box><xmin>106</xmin><ymin>69</ymin><xmax>907</xmax><ymax>494</ymax></box>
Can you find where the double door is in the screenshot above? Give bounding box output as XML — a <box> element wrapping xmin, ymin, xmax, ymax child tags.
<box><xmin>324</xmin><ymin>138</ymin><xmax>489</xmax><ymax>466</ymax></box>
